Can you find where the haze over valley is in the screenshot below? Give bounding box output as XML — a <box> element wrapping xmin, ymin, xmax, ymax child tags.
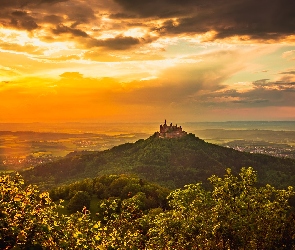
<box><xmin>1</xmin><ymin>121</ymin><xmax>295</xmax><ymax>171</ymax></box>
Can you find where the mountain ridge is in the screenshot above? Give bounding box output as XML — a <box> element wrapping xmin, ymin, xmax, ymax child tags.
<box><xmin>22</xmin><ymin>133</ymin><xmax>295</xmax><ymax>190</ymax></box>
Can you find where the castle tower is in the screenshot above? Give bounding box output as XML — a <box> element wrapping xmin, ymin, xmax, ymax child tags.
<box><xmin>158</xmin><ymin>120</ymin><xmax>187</xmax><ymax>138</ymax></box>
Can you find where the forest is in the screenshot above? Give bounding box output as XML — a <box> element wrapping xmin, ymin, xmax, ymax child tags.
<box><xmin>22</xmin><ymin>133</ymin><xmax>295</xmax><ymax>190</ymax></box>
<box><xmin>1</xmin><ymin>168</ymin><xmax>295</xmax><ymax>249</ymax></box>
<box><xmin>3</xmin><ymin>133</ymin><xmax>295</xmax><ymax>249</ymax></box>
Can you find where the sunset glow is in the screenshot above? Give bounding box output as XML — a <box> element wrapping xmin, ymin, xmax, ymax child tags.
<box><xmin>1</xmin><ymin>0</ymin><xmax>295</xmax><ymax>122</ymax></box>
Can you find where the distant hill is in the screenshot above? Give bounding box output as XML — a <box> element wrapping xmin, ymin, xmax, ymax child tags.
<box><xmin>22</xmin><ymin>133</ymin><xmax>295</xmax><ymax>190</ymax></box>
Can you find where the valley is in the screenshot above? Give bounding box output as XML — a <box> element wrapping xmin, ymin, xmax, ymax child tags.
<box><xmin>1</xmin><ymin>121</ymin><xmax>295</xmax><ymax>171</ymax></box>
<box><xmin>2</xmin><ymin>121</ymin><xmax>295</xmax><ymax>249</ymax></box>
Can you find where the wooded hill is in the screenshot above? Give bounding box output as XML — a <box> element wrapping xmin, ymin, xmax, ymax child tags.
<box><xmin>22</xmin><ymin>133</ymin><xmax>295</xmax><ymax>190</ymax></box>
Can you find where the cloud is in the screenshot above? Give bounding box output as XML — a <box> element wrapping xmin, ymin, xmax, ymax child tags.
<box><xmin>59</xmin><ymin>72</ymin><xmax>83</xmax><ymax>79</ymax></box>
<box><xmin>114</xmin><ymin>0</ymin><xmax>295</xmax><ymax>41</ymax></box>
<box><xmin>200</xmin><ymin>77</ymin><xmax>295</xmax><ymax>109</ymax></box>
<box><xmin>0</xmin><ymin>65</ymin><xmax>20</xmax><ymax>77</ymax></box>
<box><xmin>242</xmin><ymin>81</ymin><xmax>295</xmax><ymax>106</ymax></box>
<box><xmin>252</xmin><ymin>76</ymin><xmax>295</xmax><ymax>91</ymax></box>
<box><xmin>279</xmin><ymin>70</ymin><xmax>295</xmax><ymax>75</ymax></box>
<box><xmin>0</xmin><ymin>0</ymin><xmax>95</xmax><ymax>32</ymax></box>
<box><xmin>103</xmin><ymin>49</ymin><xmax>243</xmax><ymax>106</ymax></box>
<box><xmin>42</xmin><ymin>54</ymin><xmax>81</xmax><ymax>62</ymax></box>
<box><xmin>52</xmin><ymin>24</ymin><xmax>89</xmax><ymax>37</ymax></box>
<box><xmin>88</xmin><ymin>35</ymin><xmax>142</xmax><ymax>50</ymax></box>
<box><xmin>0</xmin><ymin>42</ymin><xmax>45</xmax><ymax>55</ymax></box>
<box><xmin>43</xmin><ymin>14</ymin><xmax>64</xmax><ymax>24</ymax></box>
<box><xmin>39</xmin><ymin>0</ymin><xmax>68</xmax><ymax>4</ymax></box>
<box><xmin>282</xmin><ymin>50</ymin><xmax>295</xmax><ymax>60</ymax></box>
<box><xmin>109</xmin><ymin>13</ymin><xmax>137</xmax><ymax>19</ymax></box>
<box><xmin>1</xmin><ymin>0</ymin><xmax>295</xmax><ymax>123</ymax></box>
<box><xmin>1</xmin><ymin>0</ymin><xmax>293</xmax><ymax>54</ymax></box>
<box><xmin>113</xmin><ymin>0</ymin><xmax>196</xmax><ymax>18</ymax></box>
<box><xmin>1</xmin><ymin>61</ymin><xmax>294</xmax><ymax>122</ymax></box>
<box><xmin>9</xmin><ymin>10</ymin><xmax>39</xmax><ymax>31</ymax></box>
<box><xmin>83</xmin><ymin>49</ymin><xmax>165</xmax><ymax>62</ymax></box>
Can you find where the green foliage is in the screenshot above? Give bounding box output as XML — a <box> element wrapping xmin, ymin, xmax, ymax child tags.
<box><xmin>2</xmin><ymin>168</ymin><xmax>295</xmax><ymax>249</ymax></box>
<box><xmin>147</xmin><ymin>167</ymin><xmax>295</xmax><ymax>249</ymax></box>
<box><xmin>50</xmin><ymin>174</ymin><xmax>170</xmax><ymax>216</ymax></box>
<box><xmin>98</xmin><ymin>194</ymin><xmax>146</xmax><ymax>249</ymax></box>
<box><xmin>67</xmin><ymin>191</ymin><xmax>91</xmax><ymax>213</ymax></box>
<box><xmin>0</xmin><ymin>173</ymin><xmax>101</xmax><ymax>249</ymax></box>
<box><xmin>97</xmin><ymin>198</ymin><xmax>121</xmax><ymax>222</ymax></box>
<box><xmin>22</xmin><ymin>134</ymin><xmax>295</xmax><ymax>190</ymax></box>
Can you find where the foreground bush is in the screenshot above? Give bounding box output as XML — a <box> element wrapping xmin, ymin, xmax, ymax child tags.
<box><xmin>0</xmin><ymin>174</ymin><xmax>101</xmax><ymax>249</ymax></box>
<box><xmin>1</xmin><ymin>168</ymin><xmax>295</xmax><ymax>249</ymax></box>
<box><xmin>147</xmin><ymin>167</ymin><xmax>295</xmax><ymax>249</ymax></box>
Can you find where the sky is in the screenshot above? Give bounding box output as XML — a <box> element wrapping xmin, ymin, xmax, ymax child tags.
<box><xmin>0</xmin><ymin>0</ymin><xmax>295</xmax><ymax>123</ymax></box>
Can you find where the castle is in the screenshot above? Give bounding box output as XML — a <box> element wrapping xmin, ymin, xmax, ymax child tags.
<box><xmin>157</xmin><ymin>120</ymin><xmax>187</xmax><ymax>138</ymax></box>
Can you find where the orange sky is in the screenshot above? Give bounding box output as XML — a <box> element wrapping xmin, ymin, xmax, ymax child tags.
<box><xmin>1</xmin><ymin>0</ymin><xmax>295</xmax><ymax>122</ymax></box>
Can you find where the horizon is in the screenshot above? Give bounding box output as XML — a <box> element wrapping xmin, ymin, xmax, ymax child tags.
<box><xmin>0</xmin><ymin>120</ymin><xmax>295</xmax><ymax>124</ymax></box>
<box><xmin>0</xmin><ymin>120</ymin><xmax>294</xmax><ymax>134</ymax></box>
<box><xmin>1</xmin><ymin>1</ymin><xmax>295</xmax><ymax>122</ymax></box>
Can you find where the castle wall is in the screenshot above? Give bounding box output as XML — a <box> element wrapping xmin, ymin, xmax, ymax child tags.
<box><xmin>158</xmin><ymin>121</ymin><xmax>187</xmax><ymax>138</ymax></box>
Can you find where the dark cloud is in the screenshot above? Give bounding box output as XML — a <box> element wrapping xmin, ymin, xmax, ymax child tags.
<box><xmin>252</xmin><ymin>79</ymin><xmax>271</xmax><ymax>88</ymax></box>
<box><xmin>39</xmin><ymin>0</ymin><xmax>68</xmax><ymax>4</ymax></box>
<box><xmin>232</xmin><ymin>98</ymin><xmax>269</xmax><ymax>104</ymax></box>
<box><xmin>0</xmin><ymin>0</ymin><xmax>294</xmax><ymax>51</ymax></box>
<box><xmin>280</xmin><ymin>71</ymin><xmax>295</xmax><ymax>75</ymax></box>
<box><xmin>11</xmin><ymin>18</ymin><xmax>38</xmax><ymax>31</ymax></box>
<box><xmin>114</xmin><ymin>0</ymin><xmax>198</xmax><ymax>18</ymax></box>
<box><xmin>0</xmin><ymin>0</ymin><xmax>67</xmax><ymax>9</ymax></box>
<box><xmin>64</xmin><ymin>3</ymin><xmax>96</xmax><ymax>26</ymax></box>
<box><xmin>253</xmin><ymin>79</ymin><xmax>295</xmax><ymax>90</ymax></box>
<box><xmin>2</xmin><ymin>9</ymin><xmax>39</xmax><ymax>31</ymax></box>
<box><xmin>240</xmin><ymin>89</ymin><xmax>294</xmax><ymax>107</ymax></box>
<box><xmin>0</xmin><ymin>0</ymin><xmax>95</xmax><ymax>33</ymax></box>
<box><xmin>201</xmin><ymin>78</ymin><xmax>295</xmax><ymax>108</ymax></box>
<box><xmin>115</xmin><ymin>0</ymin><xmax>295</xmax><ymax>40</ymax></box>
<box><xmin>52</xmin><ymin>24</ymin><xmax>89</xmax><ymax>37</ymax></box>
<box><xmin>109</xmin><ymin>13</ymin><xmax>137</xmax><ymax>19</ymax></box>
<box><xmin>11</xmin><ymin>10</ymin><xmax>27</xmax><ymax>17</ymax></box>
<box><xmin>43</xmin><ymin>14</ymin><xmax>63</xmax><ymax>24</ymax></box>
<box><xmin>89</xmin><ymin>35</ymin><xmax>142</xmax><ymax>50</ymax></box>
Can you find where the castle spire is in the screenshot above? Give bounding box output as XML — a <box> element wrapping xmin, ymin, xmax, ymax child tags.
<box><xmin>158</xmin><ymin>120</ymin><xmax>187</xmax><ymax>138</ymax></box>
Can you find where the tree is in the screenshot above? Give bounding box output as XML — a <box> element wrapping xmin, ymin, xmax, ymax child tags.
<box><xmin>208</xmin><ymin>167</ymin><xmax>293</xmax><ymax>249</ymax></box>
<box><xmin>67</xmin><ymin>191</ymin><xmax>91</xmax><ymax>214</ymax></box>
<box><xmin>99</xmin><ymin>193</ymin><xmax>145</xmax><ymax>249</ymax></box>
<box><xmin>0</xmin><ymin>173</ymin><xmax>102</xmax><ymax>249</ymax></box>
<box><xmin>147</xmin><ymin>167</ymin><xmax>295</xmax><ymax>249</ymax></box>
<box><xmin>2</xmin><ymin>168</ymin><xmax>295</xmax><ymax>249</ymax></box>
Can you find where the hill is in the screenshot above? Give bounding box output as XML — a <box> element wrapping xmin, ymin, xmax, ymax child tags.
<box><xmin>22</xmin><ymin>133</ymin><xmax>295</xmax><ymax>190</ymax></box>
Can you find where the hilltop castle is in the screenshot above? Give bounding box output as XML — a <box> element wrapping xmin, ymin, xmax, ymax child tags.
<box><xmin>157</xmin><ymin>120</ymin><xmax>187</xmax><ymax>138</ymax></box>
